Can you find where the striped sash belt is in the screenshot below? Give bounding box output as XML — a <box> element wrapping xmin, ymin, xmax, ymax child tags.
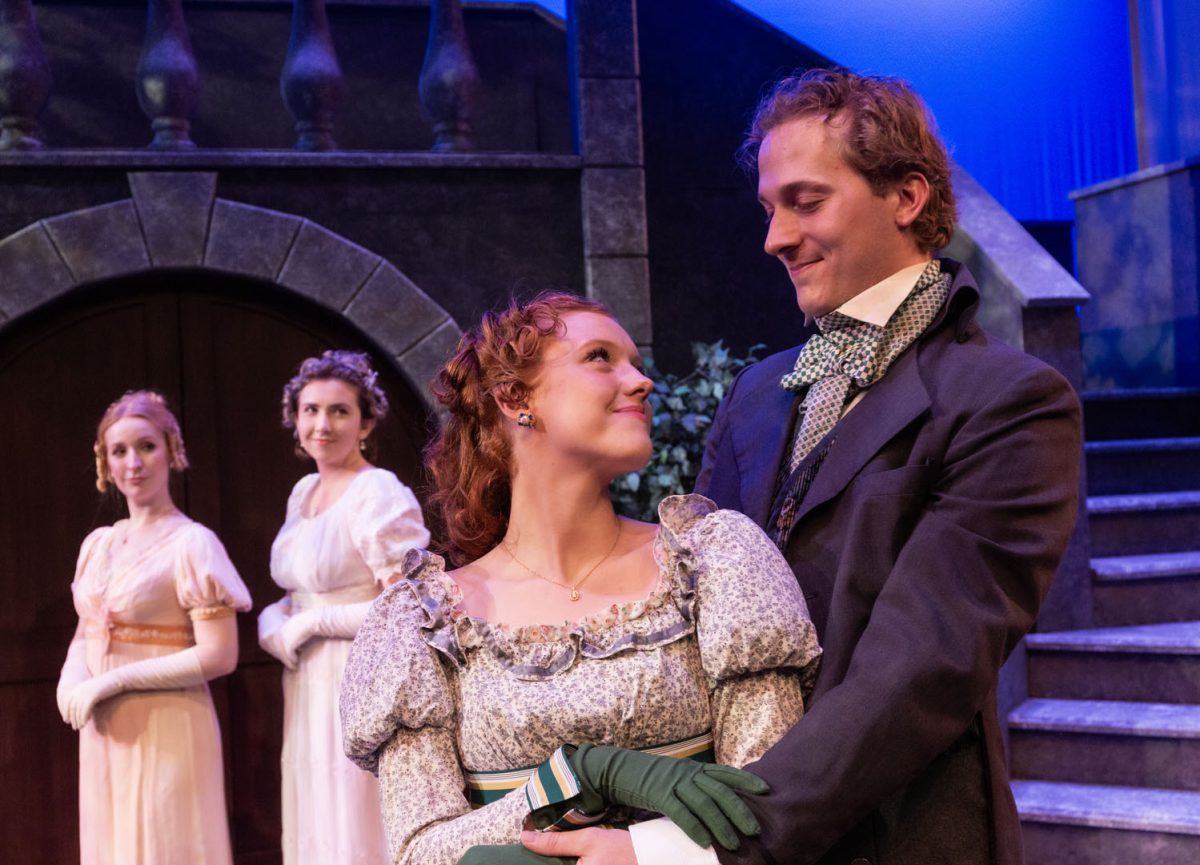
<box><xmin>464</xmin><ymin>731</ymin><xmax>715</xmax><ymax>807</ymax></box>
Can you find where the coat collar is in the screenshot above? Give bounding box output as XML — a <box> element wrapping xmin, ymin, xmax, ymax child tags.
<box><xmin>780</xmin><ymin>259</ymin><xmax>979</xmax><ymax>531</ymax></box>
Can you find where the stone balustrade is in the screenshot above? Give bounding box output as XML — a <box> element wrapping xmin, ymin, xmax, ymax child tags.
<box><xmin>0</xmin><ymin>0</ymin><xmax>481</xmax><ymax>152</ymax></box>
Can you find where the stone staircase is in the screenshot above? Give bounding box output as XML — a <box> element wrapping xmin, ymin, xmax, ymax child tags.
<box><xmin>1011</xmin><ymin>388</ymin><xmax>1200</xmax><ymax>864</ymax></box>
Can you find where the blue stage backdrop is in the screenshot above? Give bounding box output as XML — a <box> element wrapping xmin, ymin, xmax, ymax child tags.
<box><xmin>492</xmin><ymin>0</ymin><xmax>1138</xmax><ymax>223</ymax></box>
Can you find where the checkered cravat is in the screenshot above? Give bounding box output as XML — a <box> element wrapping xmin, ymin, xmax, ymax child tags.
<box><xmin>779</xmin><ymin>260</ymin><xmax>951</xmax><ymax>474</ymax></box>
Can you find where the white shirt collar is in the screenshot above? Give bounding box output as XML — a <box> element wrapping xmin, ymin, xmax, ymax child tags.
<box><xmin>834</xmin><ymin>260</ymin><xmax>932</xmax><ymax>327</ymax></box>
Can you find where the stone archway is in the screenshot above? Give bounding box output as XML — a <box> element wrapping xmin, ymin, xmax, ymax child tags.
<box><xmin>0</xmin><ymin>171</ymin><xmax>462</xmax><ymax>409</ymax></box>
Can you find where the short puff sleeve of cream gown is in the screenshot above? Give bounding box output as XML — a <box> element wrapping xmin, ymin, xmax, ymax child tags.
<box><xmin>342</xmin><ymin>469</ymin><xmax>430</xmax><ymax>587</ymax></box>
<box><xmin>173</xmin><ymin>522</ymin><xmax>252</xmax><ymax>617</ymax></box>
<box><xmin>340</xmin><ymin>494</ymin><xmax>821</xmax><ymax>865</ymax></box>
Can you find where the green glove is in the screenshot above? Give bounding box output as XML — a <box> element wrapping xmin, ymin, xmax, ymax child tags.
<box><xmin>455</xmin><ymin>844</ymin><xmax>573</xmax><ymax>865</ymax></box>
<box><xmin>569</xmin><ymin>744</ymin><xmax>767</xmax><ymax>851</ymax></box>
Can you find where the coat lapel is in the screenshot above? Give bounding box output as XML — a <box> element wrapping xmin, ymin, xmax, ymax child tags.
<box><xmin>733</xmin><ymin>362</ymin><xmax>801</xmax><ymax>527</ymax></box>
<box><xmin>792</xmin><ymin>343</ymin><xmax>931</xmax><ymax>525</ymax></box>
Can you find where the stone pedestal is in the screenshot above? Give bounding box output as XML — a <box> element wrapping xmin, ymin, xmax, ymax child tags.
<box><xmin>1073</xmin><ymin>158</ymin><xmax>1200</xmax><ymax>389</ymax></box>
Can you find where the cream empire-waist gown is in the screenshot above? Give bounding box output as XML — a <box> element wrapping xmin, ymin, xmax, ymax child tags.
<box><xmin>269</xmin><ymin>467</ymin><xmax>430</xmax><ymax>865</ymax></box>
<box><xmin>70</xmin><ymin>518</ymin><xmax>252</xmax><ymax>865</ymax></box>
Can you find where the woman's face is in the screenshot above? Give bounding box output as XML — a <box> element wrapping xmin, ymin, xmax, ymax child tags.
<box><xmin>523</xmin><ymin>311</ymin><xmax>653</xmax><ymax>476</ymax></box>
<box><xmin>295</xmin><ymin>378</ymin><xmax>373</xmax><ymax>470</ymax></box>
<box><xmin>104</xmin><ymin>416</ymin><xmax>174</xmax><ymax>509</ymax></box>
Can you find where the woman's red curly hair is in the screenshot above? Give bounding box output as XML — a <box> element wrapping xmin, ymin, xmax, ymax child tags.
<box><xmin>424</xmin><ymin>291</ymin><xmax>611</xmax><ymax>564</ymax></box>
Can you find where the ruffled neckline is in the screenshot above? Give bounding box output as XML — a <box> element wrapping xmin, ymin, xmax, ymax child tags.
<box><xmin>397</xmin><ymin>494</ymin><xmax>717</xmax><ymax>680</ymax></box>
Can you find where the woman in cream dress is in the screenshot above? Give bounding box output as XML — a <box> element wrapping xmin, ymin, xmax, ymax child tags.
<box><xmin>57</xmin><ymin>390</ymin><xmax>250</xmax><ymax>865</ymax></box>
<box><xmin>258</xmin><ymin>351</ymin><xmax>429</xmax><ymax>865</ymax></box>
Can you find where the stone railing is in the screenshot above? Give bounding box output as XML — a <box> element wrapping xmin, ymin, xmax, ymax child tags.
<box><xmin>944</xmin><ymin>165</ymin><xmax>1092</xmax><ymax>634</ymax></box>
<box><xmin>0</xmin><ymin>0</ymin><xmax>480</xmax><ymax>151</ymax></box>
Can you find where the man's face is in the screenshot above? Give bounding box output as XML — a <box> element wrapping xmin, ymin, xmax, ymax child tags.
<box><xmin>757</xmin><ymin>113</ymin><xmax>919</xmax><ymax>318</ymax></box>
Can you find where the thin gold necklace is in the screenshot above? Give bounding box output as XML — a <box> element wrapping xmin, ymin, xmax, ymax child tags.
<box><xmin>502</xmin><ymin>520</ymin><xmax>622</xmax><ymax>602</ymax></box>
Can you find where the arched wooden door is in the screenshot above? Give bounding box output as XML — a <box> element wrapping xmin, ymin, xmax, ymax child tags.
<box><xmin>0</xmin><ymin>270</ymin><xmax>434</xmax><ymax>864</ymax></box>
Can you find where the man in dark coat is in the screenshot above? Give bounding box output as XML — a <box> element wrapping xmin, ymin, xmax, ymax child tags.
<box><xmin>523</xmin><ymin>68</ymin><xmax>1080</xmax><ymax>865</ymax></box>
<box><xmin>690</xmin><ymin>69</ymin><xmax>1082</xmax><ymax>865</ymax></box>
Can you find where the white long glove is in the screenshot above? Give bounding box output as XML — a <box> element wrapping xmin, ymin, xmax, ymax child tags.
<box><xmin>278</xmin><ymin>601</ymin><xmax>373</xmax><ymax>664</ymax></box>
<box><xmin>62</xmin><ymin>649</ymin><xmax>206</xmax><ymax>731</ymax></box>
<box><xmin>257</xmin><ymin>597</ymin><xmax>297</xmax><ymax>670</ymax></box>
<box><xmin>56</xmin><ymin>636</ymin><xmax>90</xmax><ymax>723</ymax></box>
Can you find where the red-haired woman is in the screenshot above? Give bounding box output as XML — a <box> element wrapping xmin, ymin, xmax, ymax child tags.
<box><xmin>340</xmin><ymin>294</ymin><xmax>821</xmax><ymax>865</ymax></box>
<box><xmin>56</xmin><ymin>391</ymin><xmax>250</xmax><ymax>865</ymax></box>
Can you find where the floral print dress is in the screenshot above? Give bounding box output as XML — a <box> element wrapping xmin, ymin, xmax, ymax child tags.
<box><xmin>340</xmin><ymin>495</ymin><xmax>821</xmax><ymax>865</ymax></box>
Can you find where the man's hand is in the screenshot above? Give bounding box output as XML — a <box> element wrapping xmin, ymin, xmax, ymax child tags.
<box><xmin>521</xmin><ymin>828</ymin><xmax>637</xmax><ymax>865</ymax></box>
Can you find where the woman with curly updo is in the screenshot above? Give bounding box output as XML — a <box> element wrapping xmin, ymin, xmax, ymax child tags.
<box><xmin>340</xmin><ymin>295</ymin><xmax>821</xmax><ymax>865</ymax></box>
<box><xmin>56</xmin><ymin>390</ymin><xmax>250</xmax><ymax>865</ymax></box>
<box><xmin>258</xmin><ymin>350</ymin><xmax>429</xmax><ymax>865</ymax></box>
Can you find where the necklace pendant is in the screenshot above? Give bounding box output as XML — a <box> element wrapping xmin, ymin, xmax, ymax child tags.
<box><xmin>570</xmin><ymin>588</ymin><xmax>580</xmax><ymax>602</ymax></box>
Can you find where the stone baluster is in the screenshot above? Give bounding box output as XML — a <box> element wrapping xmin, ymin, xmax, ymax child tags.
<box><xmin>418</xmin><ymin>0</ymin><xmax>480</xmax><ymax>152</ymax></box>
<box><xmin>0</xmin><ymin>0</ymin><xmax>52</xmax><ymax>149</ymax></box>
<box><xmin>136</xmin><ymin>0</ymin><xmax>200</xmax><ymax>149</ymax></box>
<box><xmin>281</xmin><ymin>0</ymin><xmax>342</xmax><ymax>151</ymax></box>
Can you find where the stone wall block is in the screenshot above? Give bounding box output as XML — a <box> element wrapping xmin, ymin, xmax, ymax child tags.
<box><xmin>43</xmin><ymin>200</ymin><xmax>150</xmax><ymax>284</ymax></box>
<box><xmin>344</xmin><ymin>262</ymin><xmax>449</xmax><ymax>356</ymax></box>
<box><xmin>0</xmin><ymin>222</ymin><xmax>77</xmax><ymax>318</ymax></box>
<box><xmin>579</xmin><ymin>78</ymin><xmax>642</xmax><ymax>166</ymax></box>
<box><xmin>127</xmin><ymin>171</ymin><xmax>216</xmax><ymax>267</ymax></box>
<box><xmin>582</xmin><ymin>167</ymin><xmax>647</xmax><ymax>256</ymax></box>
<box><xmin>397</xmin><ymin>317</ymin><xmax>463</xmax><ymax>406</ymax></box>
<box><xmin>585</xmin><ymin>255</ymin><xmax>650</xmax><ymax>346</ymax></box>
<box><xmin>277</xmin><ymin>220</ymin><xmax>381</xmax><ymax>309</ymax></box>
<box><xmin>569</xmin><ymin>0</ymin><xmax>637</xmax><ymax>78</ymax></box>
<box><xmin>205</xmin><ymin>200</ymin><xmax>302</xmax><ymax>281</ymax></box>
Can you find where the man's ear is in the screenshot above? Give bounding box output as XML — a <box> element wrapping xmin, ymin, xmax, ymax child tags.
<box><xmin>894</xmin><ymin>171</ymin><xmax>931</xmax><ymax>230</ymax></box>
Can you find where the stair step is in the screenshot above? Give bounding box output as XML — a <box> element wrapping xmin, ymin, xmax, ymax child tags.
<box><xmin>1092</xmin><ymin>552</ymin><xmax>1200</xmax><ymax>626</ymax></box>
<box><xmin>1027</xmin><ymin>622</ymin><xmax>1200</xmax><ymax>703</ymax></box>
<box><xmin>1093</xmin><ymin>551</ymin><xmax>1200</xmax><ymax>581</ymax></box>
<box><xmin>1027</xmin><ymin>621</ymin><xmax>1200</xmax><ymax>653</ymax></box>
<box><xmin>1087</xmin><ymin>491</ymin><xmax>1200</xmax><ymax>556</ymax></box>
<box><xmin>1014</xmin><ymin>779</ymin><xmax>1200</xmax><ymax>834</ymax></box>
<box><xmin>1011</xmin><ymin>698</ymin><xmax>1200</xmax><ymax>737</ymax></box>
<box><xmin>1082</xmin><ymin>387</ymin><xmax>1200</xmax><ymax>441</ymax></box>
<box><xmin>1086</xmin><ymin>437</ymin><xmax>1200</xmax><ymax>494</ymax></box>
<box><xmin>1009</xmin><ymin>699</ymin><xmax>1200</xmax><ymax>790</ymax></box>
<box><xmin>1015</xmin><ymin>781</ymin><xmax>1200</xmax><ymax>865</ymax></box>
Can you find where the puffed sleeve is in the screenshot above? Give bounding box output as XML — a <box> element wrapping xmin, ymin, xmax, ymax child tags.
<box><xmin>174</xmin><ymin>523</ymin><xmax>252</xmax><ymax>620</ymax></box>
<box><xmin>346</xmin><ymin>470</ymin><xmax>431</xmax><ymax>586</ymax></box>
<box><xmin>341</xmin><ymin>551</ymin><xmax>531</xmax><ymax>865</ymax></box>
<box><xmin>660</xmin><ymin>495</ymin><xmax>821</xmax><ymax>767</ymax></box>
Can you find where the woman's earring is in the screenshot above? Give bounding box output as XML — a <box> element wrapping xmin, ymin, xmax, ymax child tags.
<box><xmin>359</xmin><ymin>439</ymin><xmax>367</xmax><ymax>452</ymax></box>
<box><xmin>517</xmin><ymin>411</ymin><xmax>535</xmax><ymax>428</ymax></box>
